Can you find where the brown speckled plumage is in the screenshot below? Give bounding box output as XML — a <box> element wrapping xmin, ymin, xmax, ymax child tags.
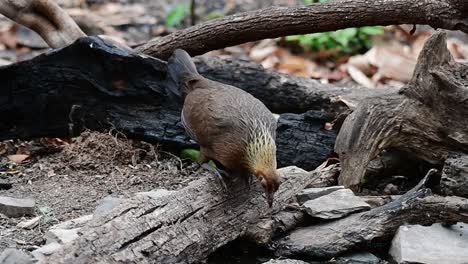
<box><xmin>168</xmin><ymin>49</ymin><xmax>281</xmax><ymax>206</ymax></box>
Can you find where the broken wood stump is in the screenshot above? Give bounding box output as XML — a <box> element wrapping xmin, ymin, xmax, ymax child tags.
<box><xmin>335</xmin><ymin>31</ymin><xmax>468</xmax><ymax>189</ymax></box>
<box><xmin>274</xmin><ymin>169</ymin><xmax>468</xmax><ymax>259</ymax></box>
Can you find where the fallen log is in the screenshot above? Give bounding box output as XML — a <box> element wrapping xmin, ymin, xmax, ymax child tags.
<box><xmin>43</xmin><ymin>165</ymin><xmax>337</xmax><ymax>263</ymax></box>
<box><xmin>243</xmin><ymin>164</ymin><xmax>340</xmax><ymax>245</ymax></box>
<box><xmin>1</xmin><ymin>36</ymin><xmax>388</xmax><ymax>170</ymax></box>
<box><xmin>274</xmin><ymin>169</ymin><xmax>468</xmax><ymax>259</ymax></box>
<box><xmin>335</xmin><ymin>31</ymin><xmax>468</xmax><ymax>189</ymax></box>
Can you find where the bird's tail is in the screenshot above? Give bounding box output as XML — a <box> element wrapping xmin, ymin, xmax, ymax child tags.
<box><xmin>166</xmin><ymin>49</ymin><xmax>199</xmax><ymax>98</ymax></box>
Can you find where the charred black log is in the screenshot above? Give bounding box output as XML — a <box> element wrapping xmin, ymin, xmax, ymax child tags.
<box><xmin>0</xmin><ymin>36</ymin><xmax>386</xmax><ymax>170</ymax></box>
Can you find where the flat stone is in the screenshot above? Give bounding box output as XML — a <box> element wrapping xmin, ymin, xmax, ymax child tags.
<box><xmin>262</xmin><ymin>259</ymin><xmax>309</xmax><ymax>264</ymax></box>
<box><xmin>45</xmin><ymin>228</ymin><xmax>80</xmax><ymax>245</ymax></box>
<box><xmin>389</xmin><ymin>223</ymin><xmax>468</xmax><ymax>264</ymax></box>
<box><xmin>296</xmin><ymin>186</ymin><xmax>344</xmax><ymax>204</ymax></box>
<box><xmin>0</xmin><ymin>196</ymin><xmax>35</xmax><ymax>218</ymax></box>
<box><xmin>302</xmin><ymin>189</ymin><xmax>370</xmax><ymax>219</ymax></box>
<box><xmin>137</xmin><ymin>189</ymin><xmax>176</xmax><ymax>199</ymax></box>
<box><xmin>336</xmin><ymin>252</ymin><xmax>383</xmax><ymax>264</ymax></box>
<box><xmin>31</xmin><ymin>242</ymin><xmax>62</xmax><ymax>262</ymax></box>
<box><xmin>93</xmin><ymin>196</ymin><xmax>122</xmax><ymax>219</ymax></box>
<box><xmin>0</xmin><ymin>248</ymin><xmax>33</xmax><ymax>264</ymax></box>
<box><xmin>440</xmin><ymin>154</ymin><xmax>468</xmax><ymax>198</ymax></box>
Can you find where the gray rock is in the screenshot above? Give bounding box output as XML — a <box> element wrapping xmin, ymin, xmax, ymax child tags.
<box><xmin>336</xmin><ymin>252</ymin><xmax>384</xmax><ymax>264</ymax></box>
<box><xmin>93</xmin><ymin>196</ymin><xmax>122</xmax><ymax>219</ymax></box>
<box><xmin>440</xmin><ymin>154</ymin><xmax>468</xmax><ymax>198</ymax></box>
<box><xmin>31</xmin><ymin>242</ymin><xmax>62</xmax><ymax>262</ymax></box>
<box><xmin>45</xmin><ymin>228</ymin><xmax>80</xmax><ymax>245</ymax></box>
<box><xmin>51</xmin><ymin>214</ymin><xmax>92</xmax><ymax>230</ymax></box>
<box><xmin>296</xmin><ymin>186</ymin><xmax>344</xmax><ymax>204</ymax></box>
<box><xmin>0</xmin><ymin>248</ymin><xmax>33</xmax><ymax>264</ymax></box>
<box><xmin>137</xmin><ymin>189</ymin><xmax>176</xmax><ymax>199</ymax></box>
<box><xmin>302</xmin><ymin>189</ymin><xmax>370</xmax><ymax>219</ymax></box>
<box><xmin>0</xmin><ymin>196</ymin><xmax>35</xmax><ymax>218</ymax></box>
<box><xmin>389</xmin><ymin>223</ymin><xmax>468</xmax><ymax>264</ymax></box>
<box><xmin>262</xmin><ymin>259</ymin><xmax>309</xmax><ymax>264</ymax></box>
<box><xmin>0</xmin><ymin>179</ymin><xmax>12</xmax><ymax>190</ymax></box>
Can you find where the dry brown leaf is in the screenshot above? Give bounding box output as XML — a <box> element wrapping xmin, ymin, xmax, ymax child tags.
<box><xmin>0</xmin><ymin>25</ymin><xmax>17</xmax><ymax>49</ymax></box>
<box><xmin>7</xmin><ymin>154</ymin><xmax>30</xmax><ymax>163</ymax></box>
<box><xmin>365</xmin><ymin>44</ymin><xmax>416</xmax><ymax>82</ymax></box>
<box><xmin>347</xmin><ymin>64</ymin><xmax>375</xmax><ymax>88</ymax></box>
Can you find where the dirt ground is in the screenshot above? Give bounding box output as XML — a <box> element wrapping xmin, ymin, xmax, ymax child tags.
<box><xmin>0</xmin><ymin>131</ymin><xmax>198</xmax><ymax>252</ymax></box>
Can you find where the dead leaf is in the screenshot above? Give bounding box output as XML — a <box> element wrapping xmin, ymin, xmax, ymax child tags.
<box><xmin>347</xmin><ymin>64</ymin><xmax>375</xmax><ymax>88</ymax></box>
<box><xmin>365</xmin><ymin>44</ymin><xmax>416</xmax><ymax>82</ymax></box>
<box><xmin>17</xmin><ymin>215</ymin><xmax>42</xmax><ymax>229</ymax></box>
<box><xmin>7</xmin><ymin>154</ymin><xmax>30</xmax><ymax>163</ymax></box>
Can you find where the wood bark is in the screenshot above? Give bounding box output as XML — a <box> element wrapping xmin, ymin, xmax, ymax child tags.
<box><xmin>0</xmin><ymin>0</ymin><xmax>85</xmax><ymax>48</ymax></box>
<box><xmin>0</xmin><ymin>36</ymin><xmax>393</xmax><ymax>170</ymax></box>
<box><xmin>335</xmin><ymin>31</ymin><xmax>468</xmax><ymax>189</ymax></box>
<box><xmin>135</xmin><ymin>0</ymin><xmax>468</xmax><ymax>59</ymax></box>
<box><xmin>243</xmin><ymin>163</ymin><xmax>340</xmax><ymax>245</ymax></box>
<box><xmin>274</xmin><ymin>170</ymin><xmax>468</xmax><ymax>259</ymax></box>
<box><xmin>43</xmin><ymin>165</ymin><xmax>338</xmax><ymax>264</ymax></box>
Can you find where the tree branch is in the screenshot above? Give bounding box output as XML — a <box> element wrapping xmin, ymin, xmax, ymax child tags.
<box><xmin>0</xmin><ymin>0</ymin><xmax>85</xmax><ymax>48</ymax></box>
<box><xmin>135</xmin><ymin>0</ymin><xmax>468</xmax><ymax>59</ymax></box>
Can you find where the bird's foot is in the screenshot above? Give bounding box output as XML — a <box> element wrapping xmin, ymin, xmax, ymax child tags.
<box><xmin>201</xmin><ymin>163</ymin><xmax>228</xmax><ymax>191</ymax></box>
<box><xmin>243</xmin><ymin>174</ymin><xmax>254</xmax><ymax>190</ymax></box>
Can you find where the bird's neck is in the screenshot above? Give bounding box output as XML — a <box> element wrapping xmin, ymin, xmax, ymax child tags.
<box><xmin>244</xmin><ymin>130</ymin><xmax>277</xmax><ymax>174</ymax></box>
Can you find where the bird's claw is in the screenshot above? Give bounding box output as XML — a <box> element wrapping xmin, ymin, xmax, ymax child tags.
<box><xmin>201</xmin><ymin>163</ymin><xmax>228</xmax><ymax>191</ymax></box>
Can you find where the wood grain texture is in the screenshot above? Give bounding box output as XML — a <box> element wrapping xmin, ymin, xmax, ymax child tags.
<box><xmin>43</xmin><ymin>165</ymin><xmax>338</xmax><ymax>263</ymax></box>
<box><xmin>335</xmin><ymin>31</ymin><xmax>468</xmax><ymax>189</ymax></box>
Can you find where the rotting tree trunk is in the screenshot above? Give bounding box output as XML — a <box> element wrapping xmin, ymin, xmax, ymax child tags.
<box><xmin>1</xmin><ymin>36</ymin><xmax>391</xmax><ymax>170</ymax></box>
<box><xmin>274</xmin><ymin>169</ymin><xmax>468</xmax><ymax>258</ymax></box>
<box><xmin>335</xmin><ymin>31</ymin><xmax>468</xmax><ymax>189</ymax></box>
<box><xmin>136</xmin><ymin>0</ymin><xmax>468</xmax><ymax>59</ymax></box>
<box><xmin>43</xmin><ymin>165</ymin><xmax>338</xmax><ymax>264</ymax></box>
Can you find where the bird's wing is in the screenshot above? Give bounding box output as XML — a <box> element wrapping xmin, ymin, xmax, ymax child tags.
<box><xmin>181</xmin><ymin>87</ymin><xmax>236</xmax><ymax>147</ymax></box>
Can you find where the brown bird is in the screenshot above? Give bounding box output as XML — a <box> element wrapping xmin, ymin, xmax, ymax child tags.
<box><xmin>167</xmin><ymin>49</ymin><xmax>281</xmax><ymax>207</ymax></box>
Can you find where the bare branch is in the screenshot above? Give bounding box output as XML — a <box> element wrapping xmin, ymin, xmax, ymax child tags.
<box><xmin>135</xmin><ymin>0</ymin><xmax>468</xmax><ymax>59</ymax></box>
<box><xmin>0</xmin><ymin>0</ymin><xmax>85</xmax><ymax>48</ymax></box>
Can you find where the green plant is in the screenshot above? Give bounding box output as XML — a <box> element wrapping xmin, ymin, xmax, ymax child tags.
<box><xmin>202</xmin><ymin>10</ymin><xmax>224</xmax><ymax>21</ymax></box>
<box><xmin>286</xmin><ymin>26</ymin><xmax>384</xmax><ymax>55</ymax></box>
<box><xmin>290</xmin><ymin>0</ymin><xmax>384</xmax><ymax>56</ymax></box>
<box><xmin>166</xmin><ymin>3</ymin><xmax>191</xmax><ymax>27</ymax></box>
<box><xmin>180</xmin><ymin>148</ymin><xmax>216</xmax><ymax>168</ymax></box>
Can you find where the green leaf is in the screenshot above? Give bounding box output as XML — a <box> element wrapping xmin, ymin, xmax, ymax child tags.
<box><xmin>359</xmin><ymin>26</ymin><xmax>385</xmax><ymax>36</ymax></box>
<box><xmin>180</xmin><ymin>149</ymin><xmax>217</xmax><ymax>168</ymax></box>
<box><xmin>203</xmin><ymin>11</ymin><xmax>224</xmax><ymax>21</ymax></box>
<box><xmin>166</xmin><ymin>3</ymin><xmax>191</xmax><ymax>27</ymax></box>
<box><xmin>180</xmin><ymin>148</ymin><xmax>200</xmax><ymax>162</ymax></box>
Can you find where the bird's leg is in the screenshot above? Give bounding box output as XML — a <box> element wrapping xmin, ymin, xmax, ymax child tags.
<box><xmin>198</xmin><ymin>151</ymin><xmax>228</xmax><ymax>191</ymax></box>
<box><xmin>242</xmin><ymin>173</ymin><xmax>254</xmax><ymax>190</ymax></box>
<box><xmin>200</xmin><ymin>163</ymin><xmax>228</xmax><ymax>191</ymax></box>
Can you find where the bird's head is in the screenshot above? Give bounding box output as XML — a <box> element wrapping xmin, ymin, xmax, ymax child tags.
<box><xmin>245</xmin><ymin>124</ymin><xmax>281</xmax><ymax>207</ymax></box>
<box><xmin>255</xmin><ymin>169</ymin><xmax>280</xmax><ymax>207</ymax></box>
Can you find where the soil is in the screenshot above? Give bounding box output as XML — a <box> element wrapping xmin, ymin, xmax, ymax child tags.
<box><xmin>0</xmin><ymin>131</ymin><xmax>198</xmax><ymax>252</ymax></box>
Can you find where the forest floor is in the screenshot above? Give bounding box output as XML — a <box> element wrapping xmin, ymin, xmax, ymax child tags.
<box><xmin>1</xmin><ymin>0</ymin><xmax>468</xmax><ymax>262</ymax></box>
<box><xmin>0</xmin><ymin>131</ymin><xmax>198</xmax><ymax>251</ymax></box>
